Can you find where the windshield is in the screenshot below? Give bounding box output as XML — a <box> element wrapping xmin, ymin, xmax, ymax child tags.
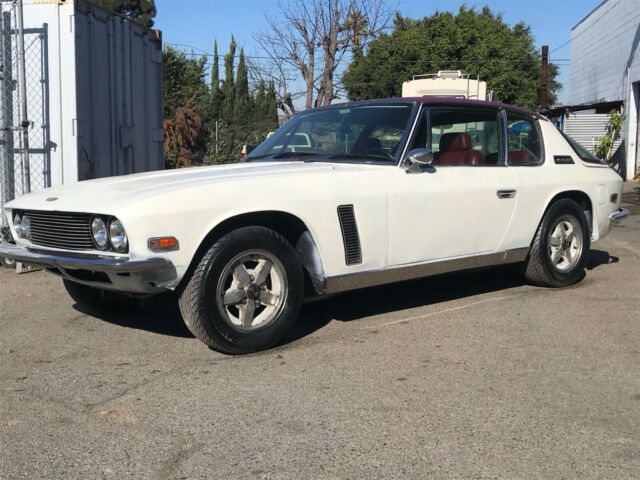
<box><xmin>559</xmin><ymin>129</ymin><xmax>605</xmax><ymax>164</ymax></box>
<box><xmin>247</xmin><ymin>102</ymin><xmax>416</xmax><ymax>164</ymax></box>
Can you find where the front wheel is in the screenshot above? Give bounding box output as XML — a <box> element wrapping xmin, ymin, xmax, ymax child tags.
<box><xmin>524</xmin><ymin>198</ymin><xmax>591</xmax><ymax>287</ymax></box>
<box><xmin>178</xmin><ymin>226</ymin><xmax>304</xmax><ymax>355</ymax></box>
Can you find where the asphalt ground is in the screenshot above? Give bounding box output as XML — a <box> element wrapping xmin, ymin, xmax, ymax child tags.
<box><xmin>1</xmin><ymin>187</ymin><xmax>639</xmax><ymax>479</ymax></box>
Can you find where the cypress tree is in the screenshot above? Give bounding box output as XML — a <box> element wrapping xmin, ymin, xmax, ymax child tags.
<box><xmin>233</xmin><ymin>48</ymin><xmax>253</xmax><ymax>145</ymax></box>
<box><xmin>255</xmin><ymin>80</ymin><xmax>267</xmax><ymax>133</ymax></box>
<box><xmin>220</xmin><ymin>37</ymin><xmax>236</xmax><ymax>161</ymax></box>
<box><xmin>210</xmin><ymin>40</ymin><xmax>222</xmax><ymax>122</ymax></box>
<box><xmin>266</xmin><ymin>81</ymin><xmax>279</xmax><ymax>130</ymax></box>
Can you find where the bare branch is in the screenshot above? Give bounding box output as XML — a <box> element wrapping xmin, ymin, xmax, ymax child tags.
<box><xmin>254</xmin><ymin>0</ymin><xmax>393</xmax><ymax>110</ymax></box>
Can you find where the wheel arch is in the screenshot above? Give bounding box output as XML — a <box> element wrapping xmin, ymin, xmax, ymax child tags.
<box><xmin>179</xmin><ymin>210</ymin><xmax>326</xmax><ymax>295</ymax></box>
<box><xmin>542</xmin><ymin>190</ymin><xmax>594</xmax><ymax>234</ymax></box>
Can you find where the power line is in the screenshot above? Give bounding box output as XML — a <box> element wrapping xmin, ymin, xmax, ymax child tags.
<box><xmin>550</xmin><ymin>0</ymin><xmax>621</xmax><ymax>53</ymax></box>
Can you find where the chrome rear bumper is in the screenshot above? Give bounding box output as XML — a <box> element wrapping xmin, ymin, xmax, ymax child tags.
<box><xmin>609</xmin><ymin>208</ymin><xmax>630</xmax><ymax>221</ymax></box>
<box><xmin>0</xmin><ymin>242</ymin><xmax>169</xmax><ymax>272</ymax></box>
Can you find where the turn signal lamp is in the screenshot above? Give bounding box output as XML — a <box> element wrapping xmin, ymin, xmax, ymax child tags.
<box><xmin>148</xmin><ymin>237</ymin><xmax>179</xmax><ymax>252</ymax></box>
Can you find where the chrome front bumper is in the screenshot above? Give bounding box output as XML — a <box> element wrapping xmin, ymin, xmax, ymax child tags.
<box><xmin>609</xmin><ymin>208</ymin><xmax>630</xmax><ymax>221</ymax></box>
<box><xmin>0</xmin><ymin>242</ymin><xmax>169</xmax><ymax>272</ymax></box>
<box><xmin>0</xmin><ymin>242</ymin><xmax>175</xmax><ymax>294</ymax></box>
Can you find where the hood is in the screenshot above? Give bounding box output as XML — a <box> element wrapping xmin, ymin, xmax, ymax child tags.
<box><xmin>6</xmin><ymin>161</ymin><xmax>369</xmax><ymax>213</ymax></box>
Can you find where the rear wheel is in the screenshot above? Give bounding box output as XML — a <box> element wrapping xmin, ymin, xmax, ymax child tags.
<box><xmin>63</xmin><ymin>279</ymin><xmax>140</xmax><ymax>314</ymax></box>
<box><xmin>524</xmin><ymin>199</ymin><xmax>590</xmax><ymax>287</ymax></box>
<box><xmin>178</xmin><ymin>226</ymin><xmax>303</xmax><ymax>355</ymax></box>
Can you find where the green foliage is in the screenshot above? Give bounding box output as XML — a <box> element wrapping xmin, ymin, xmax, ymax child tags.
<box><xmin>209</xmin><ymin>41</ymin><xmax>222</xmax><ymax>125</ymax></box>
<box><xmin>343</xmin><ymin>6</ymin><xmax>560</xmax><ymax>108</ymax></box>
<box><xmin>90</xmin><ymin>0</ymin><xmax>156</xmax><ymax>27</ymax></box>
<box><xmin>162</xmin><ymin>47</ymin><xmax>209</xmax><ymax>166</ymax></box>
<box><xmin>595</xmin><ymin>109</ymin><xmax>624</xmax><ymax>160</ymax></box>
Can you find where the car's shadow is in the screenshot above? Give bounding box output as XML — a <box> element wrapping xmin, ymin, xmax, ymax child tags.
<box><xmin>73</xmin><ymin>296</ymin><xmax>193</xmax><ymax>338</ymax></box>
<box><xmin>74</xmin><ymin>249</ymin><xmax>618</xmax><ymax>345</ymax></box>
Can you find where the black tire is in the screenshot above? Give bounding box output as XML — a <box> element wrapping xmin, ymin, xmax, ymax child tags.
<box><xmin>524</xmin><ymin>198</ymin><xmax>591</xmax><ymax>287</ymax></box>
<box><xmin>63</xmin><ymin>279</ymin><xmax>140</xmax><ymax>314</ymax></box>
<box><xmin>178</xmin><ymin>226</ymin><xmax>304</xmax><ymax>355</ymax></box>
<box><xmin>1</xmin><ymin>257</ymin><xmax>15</xmax><ymax>268</ymax></box>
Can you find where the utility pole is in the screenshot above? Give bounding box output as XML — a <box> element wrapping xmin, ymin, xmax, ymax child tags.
<box><xmin>540</xmin><ymin>45</ymin><xmax>549</xmax><ymax>111</ymax></box>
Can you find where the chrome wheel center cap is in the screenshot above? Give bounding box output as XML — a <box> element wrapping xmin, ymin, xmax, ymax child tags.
<box><xmin>246</xmin><ymin>283</ymin><xmax>260</xmax><ymax>300</ymax></box>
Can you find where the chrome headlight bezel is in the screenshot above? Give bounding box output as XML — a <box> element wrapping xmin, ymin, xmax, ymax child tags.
<box><xmin>12</xmin><ymin>211</ymin><xmax>29</xmax><ymax>239</ymax></box>
<box><xmin>108</xmin><ymin>218</ymin><xmax>128</xmax><ymax>253</ymax></box>
<box><xmin>21</xmin><ymin>214</ymin><xmax>31</xmax><ymax>239</ymax></box>
<box><xmin>13</xmin><ymin>212</ymin><xmax>23</xmax><ymax>238</ymax></box>
<box><xmin>91</xmin><ymin>216</ymin><xmax>108</xmax><ymax>250</ymax></box>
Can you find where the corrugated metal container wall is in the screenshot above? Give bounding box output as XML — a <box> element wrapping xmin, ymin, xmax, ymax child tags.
<box><xmin>563</xmin><ymin>113</ymin><xmax>622</xmax><ymax>155</ymax></box>
<box><xmin>74</xmin><ymin>1</ymin><xmax>163</xmax><ymax>180</ymax></box>
<box><xmin>19</xmin><ymin>0</ymin><xmax>163</xmax><ymax>187</ymax></box>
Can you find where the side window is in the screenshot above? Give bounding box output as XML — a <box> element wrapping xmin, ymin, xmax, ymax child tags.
<box><xmin>506</xmin><ymin>114</ymin><xmax>542</xmax><ymax>165</ymax></box>
<box><xmin>428</xmin><ymin>107</ymin><xmax>501</xmax><ymax>166</ymax></box>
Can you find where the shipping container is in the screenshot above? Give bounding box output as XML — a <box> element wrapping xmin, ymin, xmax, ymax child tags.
<box><xmin>0</xmin><ymin>0</ymin><xmax>163</xmax><ymax>229</ymax></box>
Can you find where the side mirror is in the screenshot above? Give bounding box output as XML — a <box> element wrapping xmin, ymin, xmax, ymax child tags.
<box><xmin>405</xmin><ymin>148</ymin><xmax>434</xmax><ymax>174</ymax></box>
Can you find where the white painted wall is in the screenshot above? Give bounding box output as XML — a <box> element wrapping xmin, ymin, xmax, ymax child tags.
<box><xmin>570</xmin><ymin>0</ymin><xmax>640</xmax><ymax>178</ymax></box>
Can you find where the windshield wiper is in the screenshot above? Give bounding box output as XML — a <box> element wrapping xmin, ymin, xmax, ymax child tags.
<box><xmin>327</xmin><ymin>153</ymin><xmax>390</xmax><ymax>161</ymax></box>
<box><xmin>245</xmin><ymin>152</ymin><xmax>319</xmax><ymax>161</ymax></box>
<box><xmin>272</xmin><ymin>152</ymin><xmax>320</xmax><ymax>159</ymax></box>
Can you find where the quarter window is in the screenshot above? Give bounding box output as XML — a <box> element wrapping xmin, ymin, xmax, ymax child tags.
<box><xmin>506</xmin><ymin>114</ymin><xmax>542</xmax><ymax>165</ymax></box>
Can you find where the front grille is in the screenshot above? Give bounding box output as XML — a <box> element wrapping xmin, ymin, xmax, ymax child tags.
<box><xmin>337</xmin><ymin>204</ymin><xmax>362</xmax><ymax>265</ymax></box>
<box><xmin>24</xmin><ymin>210</ymin><xmax>95</xmax><ymax>251</ymax></box>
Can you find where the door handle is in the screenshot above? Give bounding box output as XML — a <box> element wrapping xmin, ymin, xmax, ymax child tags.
<box><xmin>497</xmin><ymin>189</ymin><xmax>516</xmax><ymax>199</ymax></box>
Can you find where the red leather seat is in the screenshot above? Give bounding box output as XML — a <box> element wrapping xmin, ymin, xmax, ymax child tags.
<box><xmin>436</xmin><ymin>132</ymin><xmax>484</xmax><ymax>166</ymax></box>
<box><xmin>508</xmin><ymin>150</ymin><xmax>530</xmax><ymax>164</ymax></box>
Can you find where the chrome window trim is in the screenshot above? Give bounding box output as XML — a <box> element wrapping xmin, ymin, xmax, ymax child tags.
<box><xmin>397</xmin><ymin>103</ymin><xmax>424</xmax><ymax>168</ymax></box>
<box><xmin>404</xmin><ymin>104</ymin><xmax>507</xmax><ymax>168</ymax></box>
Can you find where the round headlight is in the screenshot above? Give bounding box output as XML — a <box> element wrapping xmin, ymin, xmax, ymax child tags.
<box><xmin>91</xmin><ymin>217</ymin><xmax>108</xmax><ymax>250</ymax></box>
<box><xmin>108</xmin><ymin>218</ymin><xmax>128</xmax><ymax>253</ymax></box>
<box><xmin>21</xmin><ymin>215</ymin><xmax>31</xmax><ymax>239</ymax></box>
<box><xmin>13</xmin><ymin>212</ymin><xmax>24</xmax><ymax>238</ymax></box>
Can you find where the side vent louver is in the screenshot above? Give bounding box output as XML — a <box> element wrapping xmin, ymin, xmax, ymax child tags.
<box><xmin>337</xmin><ymin>205</ymin><xmax>362</xmax><ymax>266</ymax></box>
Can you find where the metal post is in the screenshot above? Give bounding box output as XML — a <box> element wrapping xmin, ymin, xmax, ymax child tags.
<box><xmin>540</xmin><ymin>45</ymin><xmax>549</xmax><ymax>111</ymax></box>
<box><xmin>15</xmin><ymin>0</ymin><xmax>30</xmax><ymax>193</ymax></box>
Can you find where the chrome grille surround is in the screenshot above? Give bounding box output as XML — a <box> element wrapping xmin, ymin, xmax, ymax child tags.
<box><xmin>20</xmin><ymin>210</ymin><xmax>95</xmax><ymax>251</ymax></box>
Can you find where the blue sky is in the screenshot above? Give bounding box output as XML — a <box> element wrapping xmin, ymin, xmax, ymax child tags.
<box><xmin>155</xmin><ymin>0</ymin><xmax>603</xmax><ymax>105</ymax></box>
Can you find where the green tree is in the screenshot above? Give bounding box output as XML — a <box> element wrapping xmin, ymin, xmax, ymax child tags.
<box><xmin>265</xmin><ymin>82</ymin><xmax>279</xmax><ymax>129</ymax></box>
<box><xmin>343</xmin><ymin>7</ymin><xmax>561</xmax><ymax>108</ymax></box>
<box><xmin>162</xmin><ymin>47</ymin><xmax>208</xmax><ymax>167</ymax></box>
<box><xmin>90</xmin><ymin>0</ymin><xmax>156</xmax><ymax>27</ymax></box>
<box><xmin>219</xmin><ymin>37</ymin><xmax>237</xmax><ymax>162</ymax></box>
<box><xmin>210</xmin><ymin>41</ymin><xmax>223</xmax><ymax>122</ymax></box>
<box><xmin>204</xmin><ymin>41</ymin><xmax>224</xmax><ymax>164</ymax></box>
<box><xmin>233</xmin><ymin>49</ymin><xmax>254</xmax><ymax>146</ymax></box>
<box><xmin>254</xmin><ymin>80</ymin><xmax>267</xmax><ymax>124</ymax></box>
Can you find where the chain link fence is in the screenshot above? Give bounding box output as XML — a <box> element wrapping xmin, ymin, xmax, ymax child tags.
<box><xmin>0</xmin><ymin>0</ymin><xmax>49</xmax><ymax>241</ymax></box>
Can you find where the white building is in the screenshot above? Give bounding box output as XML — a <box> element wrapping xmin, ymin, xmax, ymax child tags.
<box><xmin>570</xmin><ymin>0</ymin><xmax>640</xmax><ymax>179</ymax></box>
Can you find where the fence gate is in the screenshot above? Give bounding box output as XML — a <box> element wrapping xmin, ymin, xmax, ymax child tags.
<box><xmin>0</xmin><ymin>0</ymin><xmax>50</xmax><ymax>242</ymax></box>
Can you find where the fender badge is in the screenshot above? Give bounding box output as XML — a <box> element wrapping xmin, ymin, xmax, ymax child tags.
<box><xmin>46</xmin><ymin>197</ymin><xmax>58</xmax><ymax>202</ymax></box>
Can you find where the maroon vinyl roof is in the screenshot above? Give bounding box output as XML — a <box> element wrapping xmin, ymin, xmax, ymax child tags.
<box><xmin>317</xmin><ymin>96</ymin><xmax>545</xmax><ymax>120</ymax></box>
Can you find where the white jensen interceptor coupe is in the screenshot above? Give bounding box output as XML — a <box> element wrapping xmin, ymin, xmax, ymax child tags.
<box><xmin>0</xmin><ymin>98</ymin><xmax>629</xmax><ymax>354</ymax></box>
